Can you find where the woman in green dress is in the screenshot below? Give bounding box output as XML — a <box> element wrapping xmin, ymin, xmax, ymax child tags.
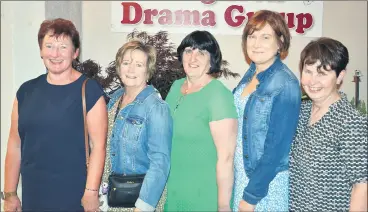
<box><xmin>164</xmin><ymin>30</ymin><xmax>238</xmax><ymax>211</ymax></box>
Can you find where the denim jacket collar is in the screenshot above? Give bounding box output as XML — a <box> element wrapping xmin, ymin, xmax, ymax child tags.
<box><xmin>255</xmin><ymin>55</ymin><xmax>283</xmax><ymax>83</ymax></box>
<box><xmin>236</xmin><ymin>55</ymin><xmax>283</xmax><ymax>89</ymax></box>
<box><xmin>109</xmin><ymin>85</ymin><xmax>158</xmax><ymax>105</ymax></box>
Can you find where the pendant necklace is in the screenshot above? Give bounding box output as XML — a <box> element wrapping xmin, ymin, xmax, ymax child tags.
<box><xmin>174</xmin><ymin>80</ymin><xmax>205</xmax><ymax>113</ymax></box>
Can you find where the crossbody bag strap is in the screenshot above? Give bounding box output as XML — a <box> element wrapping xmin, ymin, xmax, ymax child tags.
<box><xmin>111</xmin><ymin>93</ymin><xmax>138</xmax><ymax>173</ymax></box>
<box><xmin>82</xmin><ymin>78</ymin><xmax>90</xmax><ymax>171</ymax></box>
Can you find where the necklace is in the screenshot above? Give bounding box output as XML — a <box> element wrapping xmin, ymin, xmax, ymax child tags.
<box><xmin>173</xmin><ymin>80</ymin><xmax>206</xmax><ymax>113</ymax></box>
<box><xmin>114</xmin><ymin>86</ymin><xmax>147</xmax><ymax>120</ymax></box>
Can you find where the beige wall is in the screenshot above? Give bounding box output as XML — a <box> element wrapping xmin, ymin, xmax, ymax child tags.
<box><xmin>1</xmin><ymin>1</ymin><xmax>45</xmax><ymax>200</ymax></box>
<box><xmin>81</xmin><ymin>1</ymin><xmax>367</xmax><ymax>102</ymax></box>
<box><xmin>1</xmin><ymin>2</ymin><xmax>15</xmax><ymax>198</ymax></box>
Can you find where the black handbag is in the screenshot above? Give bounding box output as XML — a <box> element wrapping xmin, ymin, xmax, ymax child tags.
<box><xmin>107</xmin><ymin>173</ymin><xmax>146</xmax><ymax>207</ymax></box>
<box><xmin>107</xmin><ymin>95</ymin><xmax>146</xmax><ymax>208</ymax></box>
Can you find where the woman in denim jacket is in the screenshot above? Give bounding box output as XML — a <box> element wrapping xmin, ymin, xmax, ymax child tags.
<box><xmin>232</xmin><ymin>10</ymin><xmax>301</xmax><ymax>211</ymax></box>
<box><xmin>99</xmin><ymin>40</ymin><xmax>173</xmax><ymax>212</ymax></box>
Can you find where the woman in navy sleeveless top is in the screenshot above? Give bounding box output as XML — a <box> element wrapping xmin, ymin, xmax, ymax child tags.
<box><xmin>2</xmin><ymin>18</ymin><xmax>108</xmax><ymax>212</ymax></box>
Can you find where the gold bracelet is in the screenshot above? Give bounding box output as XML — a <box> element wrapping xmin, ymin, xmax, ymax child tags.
<box><xmin>1</xmin><ymin>191</ymin><xmax>17</xmax><ymax>200</ymax></box>
<box><xmin>85</xmin><ymin>187</ymin><xmax>98</xmax><ymax>192</ymax></box>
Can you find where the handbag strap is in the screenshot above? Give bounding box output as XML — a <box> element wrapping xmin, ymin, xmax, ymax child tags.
<box><xmin>111</xmin><ymin>92</ymin><xmax>138</xmax><ymax>173</ymax></box>
<box><xmin>82</xmin><ymin>78</ymin><xmax>90</xmax><ymax>171</ymax></box>
<box><xmin>113</xmin><ymin>94</ymin><xmax>124</xmax><ymax>122</ymax></box>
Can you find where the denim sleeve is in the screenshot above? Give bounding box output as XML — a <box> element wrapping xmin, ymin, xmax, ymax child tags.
<box><xmin>135</xmin><ymin>101</ymin><xmax>173</xmax><ymax>211</ymax></box>
<box><xmin>242</xmin><ymin>80</ymin><xmax>301</xmax><ymax>205</ymax></box>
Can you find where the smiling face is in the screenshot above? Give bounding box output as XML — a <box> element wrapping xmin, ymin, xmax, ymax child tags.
<box><xmin>40</xmin><ymin>31</ymin><xmax>79</xmax><ymax>74</ymax></box>
<box><xmin>182</xmin><ymin>47</ymin><xmax>211</xmax><ymax>78</ymax></box>
<box><xmin>301</xmin><ymin>61</ymin><xmax>345</xmax><ymax>103</ymax></box>
<box><xmin>246</xmin><ymin>23</ymin><xmax>280</xmax><ymax>70</ymax></box>
<box><xmin>119</xmin><ymin>49</ymin><xmax>148</xmax><ymax>88</ymax></box>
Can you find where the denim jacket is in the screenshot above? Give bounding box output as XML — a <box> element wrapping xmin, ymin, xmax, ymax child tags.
<box><xmin>233</xmin><ymin>57</ymin><xmax>301</xmax><ymax>205</ymax></box>
<box><xmin>107</xmin><ymin>85</ymin><xmax>173</xmax><ymax>211</ymax></box>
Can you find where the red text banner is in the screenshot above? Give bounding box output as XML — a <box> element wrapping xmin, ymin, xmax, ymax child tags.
<box><xmin>111</xmin><ymin>1</ymin><xmax>323</xmax><ymax>37</ymax></box>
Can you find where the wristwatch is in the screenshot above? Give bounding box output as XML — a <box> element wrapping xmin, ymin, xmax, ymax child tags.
<box><xmin>1</xmin><ymin>191</ymin><xmax>17</xmax><ymax>200</ymax></box>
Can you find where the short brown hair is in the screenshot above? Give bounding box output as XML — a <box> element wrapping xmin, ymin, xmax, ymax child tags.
<box><xmin>115</xmin><ymin>40</ymin><xmax>157</xmax><ymax>80</ymax></box>
<box><xmin>299</xmin><ymin>37</ymin><xmax>349</xmax><ymax>77</ymax></box>
<box><xmin>242</xmin><ymin>10</ymin><xmax>291</xmax><ymax>61</ymax></box>
<box><xmin>38</xmin><ymin>18</ymin><xmax>80</xmax><ymax>51</ymax></box>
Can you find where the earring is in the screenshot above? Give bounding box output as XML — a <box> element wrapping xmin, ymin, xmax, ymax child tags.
<box><xmin>276</xmin><ymin>49</ymin><xmax>280</xmax><ymax>56</ymax></box>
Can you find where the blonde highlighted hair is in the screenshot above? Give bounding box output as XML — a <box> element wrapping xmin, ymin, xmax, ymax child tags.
<box><xmin>115</xmin><ymin>40</ymin><xmax>157</xmax><ymax>80</ymax></box>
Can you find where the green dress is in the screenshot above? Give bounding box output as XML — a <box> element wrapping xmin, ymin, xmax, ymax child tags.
<box><xmin>164</xmin><ymin>78</ymin><xmax>238</xmax><ymax>211</ymax></box>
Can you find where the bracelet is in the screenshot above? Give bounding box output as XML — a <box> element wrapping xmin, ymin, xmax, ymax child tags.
<box><xmin>85</xmin><ymin>187</ymin><xmax>98</xmax><ymax>192</ymax></box>
<box><xmin>1</xmin><ymin>191</ymin><xmax>17</xmax><ymax>200</ymax></box>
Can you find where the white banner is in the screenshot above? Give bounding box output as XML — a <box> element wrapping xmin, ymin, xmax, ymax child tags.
<box><xmin>111</xmin><ymin>1</ymin><xmax>323</xmax><ymax>37</ymax></box>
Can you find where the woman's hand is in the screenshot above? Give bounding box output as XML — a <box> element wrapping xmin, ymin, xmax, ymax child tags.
<box><xmin>3</xmin><ymin>195</ymin><xmax>22</xmax><ymax>212</ymax></box>
<box><xmin>218</xmin><ymin>205</ymin><xmax>231</xmax><ymax>211</ymax></box>
<box><xmin>81</xmin><ymin>190</ymin><xmax>100</xmax><ymax>212</ymax></box>
<box><xmin>238</xmin><ymin>199</ymin><xmax>255</xmax><ymax>212</ymax></box>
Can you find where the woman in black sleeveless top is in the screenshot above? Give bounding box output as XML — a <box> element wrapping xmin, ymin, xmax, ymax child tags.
<box><xmin>2</xmin><ymin>18</ymin><xmax>108</xmax><ymax>212</ymax></box>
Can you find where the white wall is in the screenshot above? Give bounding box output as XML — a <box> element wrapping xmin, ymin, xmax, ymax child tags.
<box><xmin>322</xmin><ymin>1</ymin><xmax>367</xmax><ymax>101</ymax></box>
<box><xmin>1</xmin><ymin>1</ymin><xmax>45</xmax><ymax>201</ymax></box>
<box><xmin>82</xmin><ymin>1</ymin><xmax>367</xmax><ymax>103</ymax></box>
<box><xmin>1</xmin><ymin>2</ymin><xmax>15</xmax><ymax>198</ymax></box>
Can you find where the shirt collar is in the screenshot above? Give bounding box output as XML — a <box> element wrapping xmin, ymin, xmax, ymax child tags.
<box><xmin>109</xmin><ymin>85</ymin><xmax>158</xmax><ymax>104</ymax></box>
<box><xmin>253</xmin><ymin>55</ymin><xmax>283</xmax><ymax>82</ymax></box>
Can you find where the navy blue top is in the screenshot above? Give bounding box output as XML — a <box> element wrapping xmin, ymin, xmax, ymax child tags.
<box><xmin>17</xmin><ymin>73</ymin><xmax>104</xmax><ymax>211</ymax></box>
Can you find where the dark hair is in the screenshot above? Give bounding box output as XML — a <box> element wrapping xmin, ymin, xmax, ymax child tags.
<box><xmin>299</xmin><ymin>37</ymin><xmax>349</xmax><ymax>76</ymax></box>
<box><xmin>38</xmin><ymin>18</ymin><xmax>80</xmax><ymax>51</ymax></box>
<box><xmin>177</xmin><ymin>30</ymin><xmax>222</xmax><ymax>78</ymax></box>
<box><xmin>242</xmin><ymin>10</ymin><xmax>291</xmax><ymax>61</ymax></box>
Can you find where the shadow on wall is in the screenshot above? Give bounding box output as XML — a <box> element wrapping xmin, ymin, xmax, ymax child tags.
<box><xmin>73</xmin><ymin>29</ymin><xmax>239</xmax><ymax>101</ymax></box>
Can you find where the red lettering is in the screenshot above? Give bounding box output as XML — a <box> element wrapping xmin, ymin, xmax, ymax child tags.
<box><xmin>158</xmin><ymin>9</ymin><xmax>172</xmax><ymax>25</ymax></box>
<box><xmin>174</xmin><ymin>10</ymin><xmax>200</xmax><ymax>26</ymax></box>
<box><xmin>121</xmin><ymin>2</ymin><xmax>142</xmax><ymax>24</ymax></box>
<box><xmin>280</xmin><ymin>12</ymin><xmax>295</xmax><ymax>28</ymax></box>
<box><xmin>295</xmin><ymin>13</ymin><xmax>313</xmax><ymax>34</ymax></box>
<box><xmin>246</xmin><ymin>12</ymin><xmax>254</xmax><ymax>20</ymax></box>
<box><xmin>143</xmin><ymin>9</ymin><xmax>158</xmax><ymax>24</ymax></box>
<box><xmin>201</xmin><ymin>10</ymin><xmax>216</xmax><ymax>26</ymax></box>
<box><xmin>286</xmin><ymin>13</ymin><xmax>295</xmax><ymax>28</ymax></box>
<box><xmin>225</xmin><ymin>5</ymin><xmax>245</xmax><ymax>27</ymax></box>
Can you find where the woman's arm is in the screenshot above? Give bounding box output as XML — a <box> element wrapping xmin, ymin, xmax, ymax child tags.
<box><xmin>4</xmin><ymin>99</ymin><xmax>21</xmax><ymax>194</ymax></box>
<box><xmin>3</xmin><ymin>98</ymin><xmax>22</xmax><ymax>211</ymax></box>
<box><xmin>210</xmin><ymin>118</ymin><xmax>238</xmax><ymax>211</ymax></box>
<box><xmin>81</xmin><ymin>96</ymin><xmax>108</xmax><ymax>211</ymax></box>
<box><xmin>340</xmin><ymin>114</ymin><xmax>368</xmax><ymax>212</ymax></box>
<box><xmin>350</xmin><ymin>182</ymin><xmax>367</xmax><ymax>211</ymax></box>
<box><xmin>85</xmin><ymin>96</ymin><xmax>108</xmax><ymax>189</ymax></box>
<box><xmin>241</xmin><ymin>80</ymin><xmax>301</xmax><ymax>207</ymax></box>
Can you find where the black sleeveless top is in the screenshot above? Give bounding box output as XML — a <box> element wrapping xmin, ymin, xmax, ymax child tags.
<box><xmin>17</xmin><ymin>74</ymin><xmax>104</xmax><ymax>211</ymax></box>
